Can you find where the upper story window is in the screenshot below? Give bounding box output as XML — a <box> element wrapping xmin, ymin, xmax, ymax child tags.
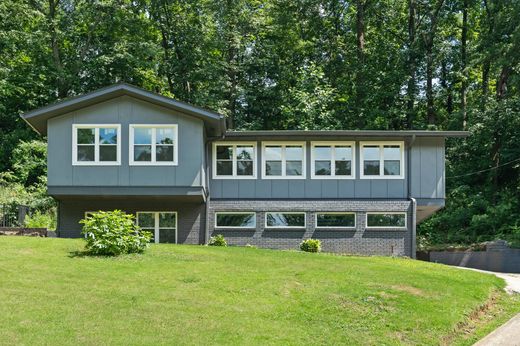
<box><xmin>72</xmin><ymin>124</ymin><xmax>121</xmax><ymax>165</ymax></box>
<box><xmin>213</xmin><ymin>142</ymin><xmax>256</xmax><ymax>179</ymax></box>
<box><xmin>311</xmin><ymin>142</ymin><xmax>355</xmax><ymax>179</ymax></box>
<box><xmin>360</xmin><ymin>141</ymin><xmax>404</xmax><ymax>179</ymax></box>
<box><xmin>129</xmin><ymin>125</ymin><xmax>178</xmax><ymax>166</ymax></box>
<box><xmin>262</xmin><ymin>142</ymin><xmax>306</xmax><ymax>179</ymax></box>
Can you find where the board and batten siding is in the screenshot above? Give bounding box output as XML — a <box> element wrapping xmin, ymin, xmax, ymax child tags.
<box><xmin>410</xmin><ymin>137</ymin><xmax>445</xmax><ymax>199</ymax></box>
<box><xmin>47</xmin><ymin>96</ymin><xmax>206</xmax><ymax>188</ymax></box>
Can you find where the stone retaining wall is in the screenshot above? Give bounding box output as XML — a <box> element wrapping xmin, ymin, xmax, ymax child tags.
<box><xmin>0</xmin><ymin>227</ymin><xmax>48</xmax><ymax>237</ymax></box>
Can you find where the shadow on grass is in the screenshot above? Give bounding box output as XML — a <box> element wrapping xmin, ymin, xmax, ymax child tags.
<box><xmin>68</xmin><ymin>250</ymin><xmax>114</xmax><ymax>258</ymax></box>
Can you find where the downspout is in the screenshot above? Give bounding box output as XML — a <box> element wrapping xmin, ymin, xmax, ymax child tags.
<box><xmin>407</xmin><ymin>134</ymin><xmax>417</xmax><ymax>259</ymax></box>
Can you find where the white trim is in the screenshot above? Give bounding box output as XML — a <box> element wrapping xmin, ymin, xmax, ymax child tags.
<box><xmin>212</xmin><ymin>142</ymin><xmax>257</xmax><ymax>179</ymax></box>
<box><xmin>314</xmin><ymin>212</ymin><xmax>356</xmax><ymax>229</ymax></box>
<box><xmin>261</xmin><ymin>142</ymin><xmax>306</xmax><ymax>179</ymax></box>
<box><xmin>310</xmin><ymin>141</ymin><xmax>356</xmax><ymax>179</ymax></box>
<box><xmin>365</xmin><ymin>212</ymin><xmax>407</xmax><ymax>229</ymax></box>
<box><xmin>136</xmin><ymin>211</ymin><xmax>178</xmax><ymax>244</ymax></box>
<box><xmin>72</xmin><ymin>124</ymin><xmax>121</xmax><ymax>166</ymax></box>
<box><xmin>129</xmin><ymin>124</ymin><xmax>179</xmax><ymax>166</ymax></box>
<box><xmin>359</xmin><ymin>141</ymin><xmax>405</xmax><ymax>179</ymax></box>
<box><xmin>264</xmin><ymin>212</ymin><xmax>307</xmax><ymax>229</ymax></box>
<box><xmin>214</xmin><ymin>211</ymin><xmax>257</xmax><ymax>229</ymax></box>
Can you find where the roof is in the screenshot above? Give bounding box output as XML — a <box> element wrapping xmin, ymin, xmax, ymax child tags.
<box><xmin>224</xmin><ymin>130</ymin><xmax>470</xmax><ymax>138</ymax></box>
<box><xmin>21</xmin><ymin>83</ymin><xmax>226</xmax><ymax>136</ymax></box>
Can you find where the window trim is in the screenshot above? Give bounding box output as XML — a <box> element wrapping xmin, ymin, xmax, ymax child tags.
<box><xmin>129</xmin><ymin>124</ymin><xmax>179</xmax><ymax>166</ymax></box>
<box><xmin>136</xmin><ymin>211</ymin><xmax>178</xmax><ymax>244</ymax></box>
<box><xmin>212</xmin><ymin>142</ymin><xmax>257</xmax><ymax>179</ymax></box>
<box><xmin>72</xmin><ymin>124</ymin><xmax>121</xmax><ymax>166</ymax></box>
<box><xmin>261</xmin><ymin>142</ymin><xmax>307</xmax><ymax>179</ymax></box>
<box><xmin>314</xmin><ymin>212</ymin><xmax>357</xmax><ymax>229</ymax></box>
<box><xmin>264</xmin><ymin>212</ymin><xmax>307</xmax><ymax>229</ymax></box>
<box><xmin>214</xmin><ymin>211</ymin><xmax>257</xmax><ymax>229</ymax></box>
<box><xmin>365</xmin><ymin>212</ymin><xmax>407</xmax><ymax>229</ymax></box>
<box><xmin>310</xmin><ymin>141</ymin><xmax>356</xmax><ymax>179</ymax></box>
<box><xmin>359</xmin><ymin>141</ymin><xmax>405</xmax><ymax>179</ymax></box>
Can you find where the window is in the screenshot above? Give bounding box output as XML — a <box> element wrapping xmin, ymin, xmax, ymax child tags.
<box><xmin>213</xmin><ymin>142</ymin><xmax>256</xmax><ymax>179</ymax></box>
<box><xmin>262</xmin><ymin>142</ymin><xmax>306</xmax><ymax>179</ymax></box>
<box><xmin>366</xmin><ymin>212</ymin><xmax>407</xmax><ymax>229</ymax></box>
<box><xmin>315</xmin><ymin>212</ymin><xmax>356</xmax><ymax>228</ymax></box>
<box><xmin>72</xmin><ymin>124</ymin><xmax>121</xmax><ymax>165</ymax></box>
<box><xmin>129</xmin><ymin>125</ymin><xmax>178</xmax><ymax>165</ymax></box>
<box><xmin>311</xmin><ymin>142</ymin><xmax>355</xmax><ymax>179</ymax></box>
<box><xmin>215</xmin><ymin>212</ymin><xmax>256</xmax><ymax>228</ymax></box>
<box><xmin>136</xmin><ymin>212</ymin><xmax>177</xmax><ymax>243</ymax></box>
<box><xmin>265</xmin><ymin>212</ymin><xmax>306</xmax><ymax>228</ymax></box>
<box><xmin>360</xmin><ymin>142</ymin><xmax>404</xmax><ymax>179</ymax></box>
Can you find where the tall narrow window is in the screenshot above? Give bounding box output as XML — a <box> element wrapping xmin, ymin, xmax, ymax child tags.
<box><xmin>311</xmin><ymin>142</ymin><xmax>354</xmax><ymax>178</ymax></box>
<box><xmin>360</xmin><ymin>142</ymin><xmax>404</xmax><ymax>179</ymax></box>
<box><xmin>130</xmin><ymin>125</ymin><xmax>178</xmax><ymax>165</ymax></box>
<box><xmin>136</xmin><ymin>212</ymin><xmax>177</xmax><ymax>243</ymax></box>
<box><xmin>213</xmin><ymin>142</ymin><xmax>256</xmax><ymax>178</ymax></box>
<box><xmin>73</xmin><ymin>124</ymin><xmax>120</xmax><ymax>165</ymax></box>
<box><xmin>262</xmin><ymin>143</ymin><xmax>305</xmax><ymax>178</ymax></box>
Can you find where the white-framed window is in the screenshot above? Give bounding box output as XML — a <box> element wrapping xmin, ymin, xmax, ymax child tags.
<box><xmin>365</xmin><ymin>212</ymin><xmax>407</xmax><ymax>229</ymax></box>
<box><xmin>212</xmin><ymin>142</ymin><xmax>257</xmax><ymax>179</ymax></box>
<box><xmin>315</xmin><ymin>212</ymin><xmax>356</xmax><ymax>229</ymax></box>
<box><xmin>72</xmin><ymin>124</ymin><xmax>121</xmax><ymax>165</ymax></box>
<box><xmin>215</xmin><ymin>212</ymin><xmax>256</xmax><ymax>229</ymax></box>
<box><xmin>265</xmin><ymin>212</ymin><xmax>306</xmax><ymax>228</ymax></box>
<box><xmin>311</xmin><ymin>142</ymin><xmax>355</xmax><ymax>179</ymax></box>
<box><xmin>136</xmin><ymin>211</ymin><xmax>178</xmax><ymax>244</ymax></box>
<box><xmin>129</xmin><ymin>125</ymin><xmax>178</xmax><ymax>166</ymax></box>
<box><xmin>360</xmin><ymin>141</ymin><xmax>404</xmax><ymax>179</ymax></box>
<box><xmin>261</xmin><ymin>142</ymin><xmax>306</xmax><ymax>179</ymax></box>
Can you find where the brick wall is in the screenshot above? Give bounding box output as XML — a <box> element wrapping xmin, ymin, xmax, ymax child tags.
<box><xmin>208</xmin><ymin>199</ymin><xmax>413</xmax><ymax>256</ymax></box>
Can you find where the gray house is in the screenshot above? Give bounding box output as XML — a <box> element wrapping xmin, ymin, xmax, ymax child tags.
<box><xmin>22</xmin><ymin>84</ymin><xmax>468</xmax><ymax>257</ymax></box>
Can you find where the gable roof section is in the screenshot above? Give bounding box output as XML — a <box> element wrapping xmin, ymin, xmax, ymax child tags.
<box><xmin>21</xmin><ymin>83</ymin><xmax>226</xmax><ymax>136</ymax></box>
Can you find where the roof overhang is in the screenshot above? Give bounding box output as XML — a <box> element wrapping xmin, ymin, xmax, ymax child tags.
<box><xmin>21</xmin><ymin>83</ymin><xmax>226</xmax><ymax>136</ymax></box>
<box><xmin>223</xmin><ymin>130</ymin><xmax>469</xmax><ymax>139</ymax></box>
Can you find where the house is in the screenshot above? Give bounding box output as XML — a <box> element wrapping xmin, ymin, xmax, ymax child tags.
<box><xmin>21</xmin><ymin>84</ymin><xmax>468</xmax><ymax>257</ymax></box>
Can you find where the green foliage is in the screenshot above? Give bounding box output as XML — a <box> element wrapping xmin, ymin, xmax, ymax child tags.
<box><xmin>24</xmin><ymin>211</ymin><xmax>56</xmax><ymax>230</ymax></box>
<box><xmin>300</xmin><ymin>239</ymin><xmax>321</xmax><ymax>253</ymax></box>
<box><xmin>80</xmin><ymin>210</ymin><xmax>152</xmax><ymax>256</ymax></box>
<box><xmin>208</xmin><ymin>234</ymin><xmax>227</xmax><ymax>246</ymax></box>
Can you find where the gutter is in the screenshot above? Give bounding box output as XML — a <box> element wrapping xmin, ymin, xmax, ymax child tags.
<box><xmin>407</xmin><ymin>134</ymin><xmax>417</xmax><ymax>259</ymax></box>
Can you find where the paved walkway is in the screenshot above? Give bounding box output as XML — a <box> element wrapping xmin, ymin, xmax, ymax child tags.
<box><xmin>457</xmin><ymin>267</ymin><xmax>520</xmax><ymax>294</ymax></box>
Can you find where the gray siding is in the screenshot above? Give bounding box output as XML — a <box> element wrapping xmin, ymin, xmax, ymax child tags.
<box><xmin>410</xmin><ymin>137</ymin><xmax>445</xmax><ymax>199</ymax></box>
<box><xmin>47</xmin><ymin>96</ymin><xmax>205</xmax><ymax>188</ymax></box>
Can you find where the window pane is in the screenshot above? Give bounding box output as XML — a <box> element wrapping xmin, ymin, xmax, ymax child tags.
<box><xmin>315</xmin><ymin>161</ymin><xmax>331</xmax><ymax>175</ymax></box>
<box><xmin>266</xmin><ymin>161</ymin><xmax>282</xmax><ymax>175</ymax></box>
<box><xmin>335</xmin><ymin>146</ymin><xmax>352</xmax><ymax>161</ymax></box>
<box><xmin>237</xmin><ymin>161</ymin><xmax>253</xmax><ymax>176</ymax></box>
<box><xmin>156</xmin><ymin>145</ymin><xmax>174</xmax><ymax>162</ymax></box>
<box><xmin>134</xmin><ymin>145</ymin><xmax>152</xmax><ymax>161</ymax></box>
<box><xmin>156</xmin><ymin>128</ymin><xmax>174</xmax><ymax>144</ymax></box>
<box><xmin>99</xmin><ymin>128</ymin><xmax>117</xmax><ymax>144</ymax></box>
<box><xmin>77</xmin><ymin>145</ymin><xmax>95</xmax><ymax>161</ymax></box>
<box><xmin>159</xmin><ymin>213</ymin><xmax>176</xmax><ymax>228</ymax></box>
<box><xmin>383</xmin><ymin>145</ymin><xmax>401</xmax><ymax>161</ymax></box>
<box><xmin>77</xmin><ymin>128</ymin><xmax>95</xmax><ymax>144</ymax></box>
<box><xmin>335</xmin><ymin>161</ymin><xmax>351</xmax><ymax>175</ymax></box>
<box><xmin>137</xmin><ymin>213</ymin><xmax>154</xmax><ymax>228</ymax></box>
<box><xmin>266</xmin><ymin>213</ymin><xmax>305</xmax><ymax>227</ymax></box>
<box><xmin>364</xmin><ymin>161</ymin><xmax>380</xmax><ymax>175</ymax></box>
<box><xmin>384</xmin><ymin>160</ymin><xmax>400</xmax><ymax>175</ymax></box>
<box><xmin>265</xmin><ymin>146</ymin><xmax>282</xmax><ymax>160</ymax></box>
<box><xmin>158</xmin><ymin>229</ymin><xmax>176</xmax><ymax>243</ymax></box>
<box><xmin>216</xmin><ymin>161</ymin><xmax>233</xmax><ymax>175</ymax></box>
<box><xmin>216</xmin><ymin>146</ymin><xmax>233</xmax><ymax>160</ymax></box>
<box><xmin>317</xmin><ymin>213</ymin><xmax>355</xmax><ymax>227</ymax></box>
<box><xmin>314</xmin><ymin>146</ymin><xmax>331</xmax><ymax>161</ymax></box>
<box><xmin>99</xmin><ymin>145</ymin><xmax>117</xmax><ymax>161</ymax></box>
<box><xmin>236</xmin><ymin>146</ymin><xmax>254</xmax><ymax>160</ymax></box>
<box><xmin>286</xmin><ymin>146</ymin><xmax>303</xmax><ymax>160</ymax></box>
<box><xmin>286</xmin><ymin>161</ymin><xmax>302</xmax><ymax>176</ymax></box>
<box><xmin>216</xmin><ymin>213</ymin><xmax>256</xmax><ymax>228</ymax></box>
<box><xmin>363</xmin><ymin>146</ymin><xmax>380</xmax><ymax>161</ymax></box>
<box><xmin>134</xmin><ymin>128</ymin><xmax>152</xmax><ymax>144</ymax></box>
<box><xmin>367</xmin><ymin>213</ymin><xmax>406</xmax><ymax>227</ymax></box>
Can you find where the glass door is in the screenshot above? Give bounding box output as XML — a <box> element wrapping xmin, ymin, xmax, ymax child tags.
<box><xmin>137</xmin><ymin>212</ymin><xmax>177</xmax><ymax>244</ymax></box>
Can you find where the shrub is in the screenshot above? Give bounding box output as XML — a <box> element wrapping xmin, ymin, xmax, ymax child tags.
<box><xmin>24</xmin><ymin>211</ymin><xmax>56</xmax><ymax>230</ymax></box>
<box><xmin>300</xmin><ymin>239</ymin><xmax>321</xmax><ymax>253</ymax></box>
<box><xmin>208</xmin><ymin>234</ymin><xmax>227</xmax><ymax>246</ymax></box>
<box><xmin>80</xmin><ymin>210</ymin><xmax>152</xmax><ymax>256</ymax></box>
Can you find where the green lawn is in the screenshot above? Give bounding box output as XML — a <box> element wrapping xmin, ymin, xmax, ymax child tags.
<box><xmin>1</xmin><ymin>238</ymin><xmax>519</xmax><ymax>345</ymax></box>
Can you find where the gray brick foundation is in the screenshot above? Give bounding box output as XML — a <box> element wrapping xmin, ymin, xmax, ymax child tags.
<box><xmin>208</xmin><ymin>199</ymin><xmax>413</xmax><ymax>256</ymax></box>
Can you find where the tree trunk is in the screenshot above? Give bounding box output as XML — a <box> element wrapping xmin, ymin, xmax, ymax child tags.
<box><xmin>496</xmin><ymin>66</ymin><xmax>510</xmax><ymax>100</ymax></box>
<box><xmin>440</xmin><ymin>60</ymin><xmax>453</xmax><ymax>114</ymax></box>
<box><xmin>47</xmin><ymin>0</ymin><xmax>67</xmax><ymax>98</ymax></box>
<box><xmin>355</xmin><ymin>0</ymin><xmax>366</xmax><ymax>128</ymax></box>
<box><xmin>406</xmin><ymin>0</ymin><xmax>416</xmax><ymax>129</ymax></box>
<box><xmin>426</xmin><ymin>41</ymin><xmax>435</xmax><ymax>125</ymax></box>
<box><xmin>461</xmin><ymin>0</ymin><xmax>468</xmax><ymax>129</ymax></box>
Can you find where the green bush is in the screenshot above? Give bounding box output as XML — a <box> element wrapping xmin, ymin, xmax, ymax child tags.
<box><xmin>24</xmin><ymin>211</ymin><xmax>56</xmax><ymax>230</ymax></box>
<box><xmin>300</xmin><ymin>239</ymin><xmax>321</xmax><ymax>253</ymax></box>
<box><xmin>80</xmin><ymin>210</ymin><xmax>152</xmax><ymax>256</ymax></box>
<box><xmin>208</xmin><ymin>234</ymin><xmax>227</xmax><ymax>246</ymax></box>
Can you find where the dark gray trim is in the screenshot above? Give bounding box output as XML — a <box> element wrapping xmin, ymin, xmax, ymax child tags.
<box><xmin>48</xmin><ymin>185</ymin><xmax>206</xmax><ymax>198</ymax></box>
<box><xmin>21</xmin><ymin>83</ymin><xmax>226</xmax><ymax>136</ymax></box>
<box><xmin>415</xmin><ymin>198</ymin><xmax>445</xmax><ymax>207</ymax></box>
<box><xmin>224</xmin><ymin>130</ymin><xmax>469</xmax><ymax>138</ymax></box>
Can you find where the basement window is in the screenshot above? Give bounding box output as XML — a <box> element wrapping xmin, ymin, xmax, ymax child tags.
<box><xmin>215</xmin><ymin>212</ymin><xmax>256</xmax><ymax>228</ymax></box>
<box><xmin>366</xmin><ymin>212</ymin><xmax>407</xmax><ymax>229</ymax></box>
<box><xmin>265</xmin><ymin>212</ymin><xmax>306</xmax><ymax>228</ymax></box>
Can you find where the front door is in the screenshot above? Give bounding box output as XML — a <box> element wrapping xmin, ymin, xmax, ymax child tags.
<box><xmin>136</xmin><ymin>212</ymin><xmax>177</xmax><ymax>244</ymax></box>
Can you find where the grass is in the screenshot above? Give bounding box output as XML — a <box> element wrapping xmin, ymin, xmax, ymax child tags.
<box><xmin>0</xmin><ymin>237</ymin><xmax>519</xmax><ymax>345</ymax></box>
